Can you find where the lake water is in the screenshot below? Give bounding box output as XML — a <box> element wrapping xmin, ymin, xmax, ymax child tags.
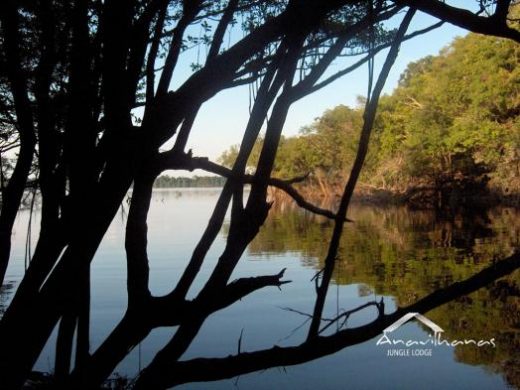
<box><xmin>3</xmin><ymin>188</ymin><xmax>520</xmax><ymax>389</ymax></box>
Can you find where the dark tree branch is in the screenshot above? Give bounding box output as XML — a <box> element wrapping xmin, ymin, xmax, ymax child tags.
<box><xmin>136</xmin><ymin>251</ymin><xmax>520</xmax><ymax>388</ymax></box>
<box><xmin>133</xmin><ymin>268</ymin><xmax>290</xmax><ymax>390</ymax></box>
<box><xmin>101</xmin><ymin>0</ymin><xmax>134</xmax><ymax>130</ymax></box>
<box><xmin>66</xmin><ymin>0</ymin><xmax>96</xmax><ymax>197</ymax></box>
<box><xmin>125</xmin><ymin>171</ymin><xmax>155</xmax><ymax>307</ymax></box>
<box><xmin>169</xmin><ymin>0</ymin><xmax>241</xmax><ymax>154</ymax></box>
<box><xmin>212</xmin><ymin>268</ymin><xmax>290</xmax><ymax>312</ymax></box>
<box><xmin>308</xmin><ymin>20</ymin><xmax>444</xmax><ymax>95</ymax></box>
<box><xmin>133</xmin><ymin>36</ymin><xmax>307</xmax><ymax>389</ymax></box>
<box><xmin>0</xmin><ymin>0</ymin><xmax>37</xmax><ymax>287</ymax></box>
<box><xmin>308</xmin><ymin>8</ymin><xmax>416</xmax><ymax>339</ymax></box>
<box><xmin>1</xmin><ymin>3</ymin><xmax>370</xmax><ymax>388</ymax></box>
<box><xmin>145</xmin><ymin>6</ymin><xmax>167</xmax><ymax>102</ymax></box>
<box><xmin>319</xmin><ymin>300</ymin><xmax>382</xmax><ymax>334</ymax></box>
<box><xmin>126</xmin><ymin>0</ymin><xmax>168</xmax><ymax>107</ymax></box>
<box><xmin>494</xmin><ymin>0</ymin><xmax>512</xmax><ymax>21</ymax></box>
<box><xmin>158</xmin><ymin>153</ymin><xmax>347</xmax><ymax>222</ymax></box>
<box><xmin>148</xmin><ymin>1</ymin><xmax>359</xmax><ymax>148</ymax></box>
<box><xmin>243</xmin><ymin>38</ymin><xmax>305</xmax><ymax>219</ymax></box>
<box><xmin>291</xmin><ymin>4</ymin><xmax>403</xmax><ymax>99</ymax></box>
<box><xmin>54</xmin><ymin>313</ymin><xmax>77</xmax><ymax>380</ymax></box>
<box><xmin>207</xmin><ymin>0</ymin><xmax>240</xmax><ymax>61</ymax></box>
<box><xmin>155</xmin><ymin>1</ymin><xmax>202</xmax><ymax>97</ymax></box>
<box><xmin>35</xmin><ymin>0</ymin><xmax>60</xmax><ymax>230</ymax></box>
<box><xmin>57</xmin><ymin>2</ymin><xmax>98</xmax><ymax>371</ymax></box>
<box><xmin>169</xmin><ymin>38</ymin><xmax>291</xmax><ymax>300</ymax></box>
<box><xmin>192</xmin><ymin>0</ymin><xmax>270</xmax><ymax>22</ymax></box>
<box><xmin>71</xmin><ymin>35</ymin><xmax>299</xmax><ymax>387</ymax></box>
<box><xmin>397</xmin><ymin>0</ymin><xmax>520</xmax><ymax>43</ymax></box>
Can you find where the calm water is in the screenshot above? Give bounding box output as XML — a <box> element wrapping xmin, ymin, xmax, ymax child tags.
<box><xmin>3</xmin><ymin>188</ymin><xmax>520</xmax><ymax>389</ymax></box>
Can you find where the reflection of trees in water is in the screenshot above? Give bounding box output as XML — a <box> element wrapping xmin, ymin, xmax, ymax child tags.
<box><xmin>246</xmin><ymin>201</ymin><xmax>520</xmax><ymax>388</ymax></box>
<box><xmin>249</xmin><ymin>202</ymin><xmax>519</xmax><ymax>294</ymax></box>
<box><xmin>427</xmin><ymin>278</ymin><xmax>520</xmax><ymax>389</ymax></box>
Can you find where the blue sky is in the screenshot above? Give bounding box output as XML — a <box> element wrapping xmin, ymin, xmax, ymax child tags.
<box><xmin>159</xmin><ymin>6</ymin><xmax>471</xmax><ymax>170</ymax></box>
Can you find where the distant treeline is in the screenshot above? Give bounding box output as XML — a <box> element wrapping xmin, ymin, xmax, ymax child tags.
<box><xmin>154</xmin><ymin>175</ymin><xmax>226</xmax><ymax>188</ymax></box>
<box><xmin>219</xmin><ymin>31</ymin><xmax>520</xmax><ymax>208</ymax></box>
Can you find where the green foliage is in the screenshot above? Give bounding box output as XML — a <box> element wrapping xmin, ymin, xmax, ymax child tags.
<box><xmin>373</xmin><ymin>32</ymin><xmax>520</xmax><ymax>203</ymax></box>
<box><xmin>218</xmin><ymin>30</ymin><xmax>520</xmax><ymax>205</ymax></box>
<box><xmin>218</xmin><ymin>105</ymin><xmax>366</xmax><ymax>194</ymax></box>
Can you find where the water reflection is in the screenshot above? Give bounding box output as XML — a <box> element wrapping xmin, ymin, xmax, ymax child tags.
<box><xmin>246</xmin><ymin>202</ymin><xmax>520</xmax><ymax>388</ymax></box>
<box><xmin>3</xmin><ymin>190</ymin><xmax>520</xmax><ymax>388</ymax></box>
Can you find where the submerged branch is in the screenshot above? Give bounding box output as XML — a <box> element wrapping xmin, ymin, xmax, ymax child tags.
<box><xmin>151</xmin><ymin>250</ymin><xmax>520</xmax><ymax>388</ymax></box>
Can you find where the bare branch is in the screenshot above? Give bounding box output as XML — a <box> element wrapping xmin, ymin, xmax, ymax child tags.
<box><xmin>156</xmin><ymin>1</ymin><xmax>203</xmax><ymax>97</ymax></box>
<box><xmin>145</xmin><ymin>6</ymin><xmax>167</xmax><ymax>102</ymax></box>
<box><xmin>319</xmin><ymin>300</ymin><xmax>382</xmax><ymax>334</ymax></box>
<box><xmin>397</xmin><ymin>0</ymin><xmax>520</xmax><ymax>43</ymax></box>
<box><xmin>307</xmin><ymin>8</ymin><xmax>416</xmax><ymax>339</ymax></box>
<box><xmin>207</xmin><ymin>0</ymin><xmax>240</xmax><ymax>61</ymax></box>
<box><xmin>157</xmin><ymin>153</ymin><xmax>348</xmax><ymax>221</ymax></box>
<box><xmin>144</xmin><ymin>251</ymin><xmax>520</xmax><ymax>388</ymax></box>
<box><xmin>216</xmin><ymin>268</ymin><xmax>291</xmax><ymax>311</ymax></box>
<box><xmin>308</xmin><ymin>20</ymin><xmax>444</xmax><ymax>95</ymax></box>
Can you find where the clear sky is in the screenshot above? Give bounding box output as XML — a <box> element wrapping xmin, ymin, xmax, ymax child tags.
<box><xmin>159</xmin><ymin>6</ymin><xmax>471</xmax><ymax>172</ymax></box>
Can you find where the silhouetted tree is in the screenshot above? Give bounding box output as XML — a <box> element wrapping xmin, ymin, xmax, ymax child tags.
<box><xmin>0</xmin><ymin>1</ymin><xmax>519</xmax><ymax>389</ymax></box>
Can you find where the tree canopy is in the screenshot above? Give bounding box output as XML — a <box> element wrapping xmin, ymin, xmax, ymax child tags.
<box><xmin>220</xmin><ymin>26</ymin><xmax>520</xmax><ymax>207</ymax></box>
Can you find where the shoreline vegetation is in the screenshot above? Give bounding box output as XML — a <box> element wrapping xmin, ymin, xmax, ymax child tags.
<box><xmin>216</xmin><ymin>31</ymin><xmax>520</xmax><ymax>210</ymax></box>
<box><xmin>150</xmin><ymin>177</ymin><xmax>520</xmax><ymax>209</ymax></box>
<box><xmin>267</xmin><ymin>183</ymin><xmax>520</xmax><ymax>210</ymax></box>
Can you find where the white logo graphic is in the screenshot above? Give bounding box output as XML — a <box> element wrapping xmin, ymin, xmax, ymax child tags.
<box><xmin>376</xmin><ymin>312</ymin><xmax>495</xmax><ymax>357</ymax></box>
<box><xmin>383</xmin><ymin>312</ymin><xmax>444</xmax><ymax>335</ymax></box>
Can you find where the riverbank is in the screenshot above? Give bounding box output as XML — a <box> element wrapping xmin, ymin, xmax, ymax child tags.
<box><xmin>267</xmin><ymin>182</ymin><xmax>520</xmax><ymax>210</ymax></box>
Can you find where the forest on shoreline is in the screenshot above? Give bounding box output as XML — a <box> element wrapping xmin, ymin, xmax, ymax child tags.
<box><xmin>219</xmin><ymin>31</ymin><xmax>520</xmax><ymax>209</ymax></box>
